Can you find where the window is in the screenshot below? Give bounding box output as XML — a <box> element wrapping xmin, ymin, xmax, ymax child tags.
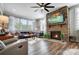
<box><xmin>75</xmin><ymin>8</ymin><xmax>79</xmax><ymax>30</ymax></box>
<box><xmin>27</xmin><ymin>20</ymin><xmax>34</xmax><ymax>31</ymax></box>
<box><xmin>9</xmin><ymin>16</ymin><xmax>34</xmax><ymax>32</ymax></box>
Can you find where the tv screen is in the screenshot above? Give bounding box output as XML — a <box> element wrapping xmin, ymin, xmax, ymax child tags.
<box><xmin>48</xmin><ymin>12</ymin><xmax>64</xmax><ymax>24</ymax></box>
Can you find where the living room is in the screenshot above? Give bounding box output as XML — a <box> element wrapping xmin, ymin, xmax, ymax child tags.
<box><xmin>0</xmin><ymin>3</ymin><xmax>79</xmax><ymax>55</ymax></box>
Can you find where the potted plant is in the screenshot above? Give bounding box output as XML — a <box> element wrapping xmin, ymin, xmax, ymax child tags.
<box><xmin>44</xmin><ymin>32</ymin><xmax>50</xmax><ymax>39</ymax></box>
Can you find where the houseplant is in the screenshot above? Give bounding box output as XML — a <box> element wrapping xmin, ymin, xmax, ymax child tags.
<box><xmin>44</xmin><ymin>32</ymin><xmax>50</xmax><ymax>39</ymax></box>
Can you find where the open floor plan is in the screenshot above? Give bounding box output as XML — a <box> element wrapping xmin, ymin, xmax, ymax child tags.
<box><xmin>0</xmin><ymin>3</ymin><xmax>79</xmax><ymax>55</ymax></box>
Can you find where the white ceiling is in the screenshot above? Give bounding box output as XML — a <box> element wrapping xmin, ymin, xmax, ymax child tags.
<box><xmin>0</xmin><ymin>3</ymin><xmax>78</xmax><ymax>19</ymax></box>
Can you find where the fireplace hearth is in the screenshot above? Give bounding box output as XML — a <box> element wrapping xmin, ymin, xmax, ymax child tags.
<box><xmin>50</xmin><ymin>31</ymin><xmax>61</xmax><ymax>40</ymax></box>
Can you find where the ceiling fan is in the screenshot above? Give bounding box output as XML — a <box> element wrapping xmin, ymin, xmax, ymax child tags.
<box><xmin>31</xmin><ymin>3</ymin><xmax>55</xmax><ymax>12</ymax></box>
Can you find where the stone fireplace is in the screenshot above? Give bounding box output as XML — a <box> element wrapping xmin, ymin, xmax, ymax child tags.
<box><xmin>50</xmin><ymin>31</ymin><xmax>61</xmax><ymax>40</ymax></box>
<box><xmin>46</xmin><ymin>6</ymin><xmax>69</xmax><ymax>41</ymax></box>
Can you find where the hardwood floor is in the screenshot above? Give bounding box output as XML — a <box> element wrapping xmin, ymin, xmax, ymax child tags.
<box><xmin>28</xmin><ymin>38</ymin><xmax>79</xmax><ymax>55</ymax></box>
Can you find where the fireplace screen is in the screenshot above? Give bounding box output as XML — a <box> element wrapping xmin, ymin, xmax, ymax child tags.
<box><xmin>50</xmin><ymin>31</ymin><xmax>61</xmax><ymax>40</ymax></box>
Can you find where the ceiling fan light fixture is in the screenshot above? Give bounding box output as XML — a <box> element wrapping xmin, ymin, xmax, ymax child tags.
<box><xmin>41</xmin><ymin>7</ymin><xmax>44</xmax><ymax>9</ymax></box>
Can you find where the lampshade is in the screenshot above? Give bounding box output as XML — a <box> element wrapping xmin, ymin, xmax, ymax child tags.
<box><xmin>0</xmin><ymin>15</ymin><xmax>9</xmax><ymax>23</ymax></box>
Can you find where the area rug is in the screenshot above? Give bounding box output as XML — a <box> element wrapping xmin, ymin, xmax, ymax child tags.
<box><xmin>47</xmin><ymin>40</ymin><xmax>67</xmax><ymax>54</ymax></box>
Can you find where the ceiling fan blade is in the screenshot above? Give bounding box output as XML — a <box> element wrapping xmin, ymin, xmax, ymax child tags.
<box><xmin>31</xmin><ymin>6</ymin><xmax>40</xmax><ymax>8</ymax></box>
<box><xmin>44</xmin><ymin>8</ymin><xmax>49</xmax><ymax>12</ymax></box>
<box><xmin>36</xmin><ymin>3</ymin><xmax>42</xmax><ymax>7</ymax></box>
<box><xmin>45</xmin><ymin>3</ymin><xmax>51</xmax><ymax>6</ymax></box>
<box><xmin>46</xmin><ymin>6</ymin><xmax>55</xmax><ymax>8</ymax></box>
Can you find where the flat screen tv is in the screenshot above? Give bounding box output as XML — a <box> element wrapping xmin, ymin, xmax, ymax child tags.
<box><xmin>48</xmin><ymin>12</ymin><xmax>65</xmax><ymax>24</ymax></box>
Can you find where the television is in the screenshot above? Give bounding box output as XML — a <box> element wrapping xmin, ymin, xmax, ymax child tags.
<box><xmin>48</xmin><ymin>12</ymin><xmax>65</xmax><ymax>24</ymax></box>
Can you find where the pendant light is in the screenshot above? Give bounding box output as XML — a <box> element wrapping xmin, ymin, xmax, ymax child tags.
<box><xmin>0</xmin><ymin>4</ymin><xmax>9</xmax><ymax>24</ymax></box>
<box><xmin>0</xmin><ymin>4</ymin><xmax>9</xmax><ymax>31</ymax></box>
